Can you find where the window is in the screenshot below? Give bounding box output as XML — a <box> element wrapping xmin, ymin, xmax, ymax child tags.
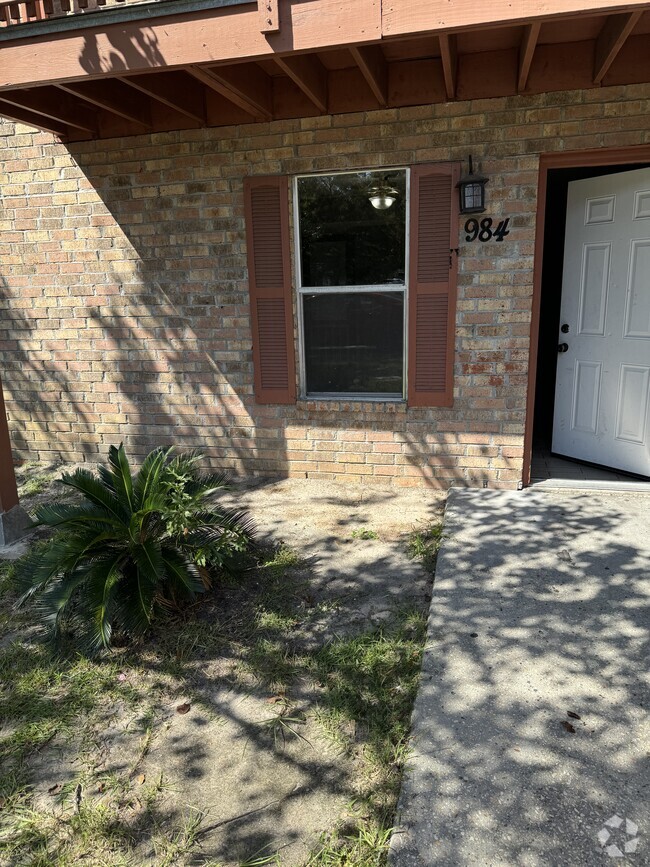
<box><xmin>295</xmin><ymin>169</ymin><xmax>408</xmax><ymax>398</ymax></box>
<box><xmin>243</xmin><ymin>165</ymin><xmax>457</xmax><ymax>408</ymax></box>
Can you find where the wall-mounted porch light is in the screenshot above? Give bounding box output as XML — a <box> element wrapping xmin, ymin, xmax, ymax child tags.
<box><xmin>368</xmin><ymin>177</ymin><xmax>399</xmax><ymax>210</ymax></box>
<box><xmin>457</xmin><ymin>155</ymin><xmax>488</xmax><ymax>214</ymax></box>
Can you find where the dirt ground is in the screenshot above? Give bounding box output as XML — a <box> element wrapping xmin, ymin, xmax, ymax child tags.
<box><xmin>1</xmin><ymin>465</ymin><xmax>445</xmax><ymax>866</ymax></box>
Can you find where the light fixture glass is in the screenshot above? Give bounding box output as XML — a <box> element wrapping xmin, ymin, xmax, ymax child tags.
<box><xmin>457</xmin><ymin>155</ymin><xmax>488</xmax><ymax>214</ymax></box>
<box><xmin>368</xmin><ymin>177</ymin><xmax>399</xmax><ymax>210</ymax></box>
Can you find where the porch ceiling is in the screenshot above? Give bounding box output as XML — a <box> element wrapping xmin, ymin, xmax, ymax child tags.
<box><xmin>0</xmin><ymin>0</ymin><xmax>649</xmax><ymax>140</ymax></box>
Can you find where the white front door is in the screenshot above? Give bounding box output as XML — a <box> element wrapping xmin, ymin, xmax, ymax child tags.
<box><xmin>552</xmin><ymin>167</ymin><xmax>650</xmax><ymax>478</ymax></box>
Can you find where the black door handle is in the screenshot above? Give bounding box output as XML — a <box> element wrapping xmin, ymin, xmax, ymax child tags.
<box><xmin>558</xmin><ymin>343</ymin><xmax>569</xmax><ymax>353</ymax></box>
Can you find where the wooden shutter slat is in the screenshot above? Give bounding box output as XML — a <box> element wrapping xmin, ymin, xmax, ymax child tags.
<box><xmin>408</xmin><ymin>163</ymin><xmax>460</xmax><ymax>408</ymax></box>
<box><xmin>244</xmin><ymin>176</ymin><xmax>296</xmax><ymax>405</ymax></box>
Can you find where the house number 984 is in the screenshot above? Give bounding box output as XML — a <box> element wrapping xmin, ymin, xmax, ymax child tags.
<box><xmin>465</xmin><ymin>217</ymin><xmax>510</xmax><ymax>242</ymax></box>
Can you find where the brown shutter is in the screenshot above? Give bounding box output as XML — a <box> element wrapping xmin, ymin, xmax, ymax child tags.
<box><xmin>243</xmin><ymin>176</ymin><xmax>296</xmax><ymax>404</ymax></box>
<box><xmin>407</xmin><ymin>162</ymin><xmax>460</xmax><ymax>408</ymax></box>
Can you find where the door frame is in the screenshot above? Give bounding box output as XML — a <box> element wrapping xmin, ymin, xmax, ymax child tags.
<box><xmin>522</xmin><ymin>144</ymin><xmax>650</xmax><ymax>488</ymax></box>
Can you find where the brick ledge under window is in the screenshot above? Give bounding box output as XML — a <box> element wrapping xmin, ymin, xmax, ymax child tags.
<box><xmin>296</xmin><ymin>399</ymin><xmax>408</xmax><ymax>414</ymax></box>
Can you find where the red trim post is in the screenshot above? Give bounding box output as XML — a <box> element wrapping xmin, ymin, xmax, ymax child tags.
<box><xmin>0</xmin><ymin>376</ymin><xmax>18</xmax><ymax>515</ymax></box>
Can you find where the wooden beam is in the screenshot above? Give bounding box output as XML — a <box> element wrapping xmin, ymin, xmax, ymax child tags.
<box><xmin>119</xmin><ymin>71</ymin><xmax>206</xmax><ymax>125</ymax></box>
<box><xmin>593</xmin><ymin>11</ymin><xmax>642</xmax><ymax>83</ymax></box>
<box><xmin>56</xmin><ymin>80</ymin><xmax>151</xmax><ymax>127</ymax></box>
<box><xmin>0</xmin><ymin>98</ymin><xmax>67</xmax><ymax>135</ymax></box>
<box><xmin>259</xmin><ymin>0</ymin><xmax>279</xmax><ymax>33</ymax></box>
<box><xmin>439</xmin><ymin>33</ymin><xmax>458</xmax><ymax>100</ymax></box>
<box><xmin>518</xmin><ymin>22</ymin><xmax>541</xmax><ymax>92</ymax></box>
<box><xmin>0</xmin><ymin>87</ymin><xmax>97</xmax><ymax>132</ymax></box>
<box><xmin>186</xmin><ymin>64</ymin><xmax>272</xmax><ymax>121</ymax></box>
<box><xmin>274</xmin><ymin>53</ymin><xmax>327</xmax><ymax>113</ymax></box>
<box><xmin>350</xmin><ymin>44</ymin><xmax>388</xmax><ymax>105</ymax></box>
<box><xmin>383</xmin><ymin>0</ymin><xmax>650</xmax><ymax>38</ymax></box>
<box><xmin>0</xmin><ymin>0</ymin><xmax>381</xmax><ymax>91</ymax></box>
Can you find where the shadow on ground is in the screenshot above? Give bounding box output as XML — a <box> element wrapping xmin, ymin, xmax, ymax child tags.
<box><xmin>0</xmin><ymin>476</ymin><xmax>445</xmax><ymax>866</ymax></box>
<box><xmin>392</xmin><ymin>488</ymin><xmax>650</xmax><ymax>867</ymax></box>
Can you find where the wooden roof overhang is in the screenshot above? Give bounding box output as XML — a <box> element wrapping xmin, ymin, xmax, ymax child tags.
<box><xmin>0</xmin><ymin>0</ymin><xmax>649</xmax><ymax>140</ymax></box>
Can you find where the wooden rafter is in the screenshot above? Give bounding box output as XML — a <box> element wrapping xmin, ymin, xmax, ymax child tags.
<box><xmin>439</xmin><ymin>33</ymin><xmax>458</xmax><ymax>100</ymax></box>
<box><xmin>119</xmin><ymin>71</ymin><xmax>206</xmax><ymax>125</ymax></box>
<box><xmin>593</xmin><ymin>11</ymin><xmax>642</xmax><ymax>83</ymax></box>
<box><xmin>0</xmin><ymin>98</ymin><xmax>67</xmax><ymax>136</ymax></box>
<box><xmin>350</xmin><ymin>44</ymin><xmax>388</xmax><ymax>105</ymax></box>
<box><xmin>274</xmin><ymin>54</ymin><xmax>327</xmax><ymax>113</ymax></box>
<box><xmin>0</xmin><ymin>87</ymin><xmax>96</xmax><ymax>132</ymax></box>
<box><xmin>56</xmin><ymin>80</ymin><xmax>151</xmax><ymax>127</ymax></box>
<box><xmin>518</xmin><ymin>22</ymin><xmax>541</xmax><ymax>92</ymax></box>
<box><xmin>186</xmin><ymin>64</ymin><xmax>272</xmax><ymax>121</ymax></box>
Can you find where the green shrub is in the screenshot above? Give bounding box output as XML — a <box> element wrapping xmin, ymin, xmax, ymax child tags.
<box><xmin>13</xmin><ymin>445</ymin><xmax>253</xmax><ymax>652</ymax></box>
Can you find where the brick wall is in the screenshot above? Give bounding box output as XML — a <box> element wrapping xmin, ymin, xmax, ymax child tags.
<box><xmin>1</xmin><ymin>84</ymin><xmax>649</xmax><ymax>487</ymax></box>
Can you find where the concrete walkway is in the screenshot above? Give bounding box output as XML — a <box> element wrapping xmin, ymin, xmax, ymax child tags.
<box><xmin>391</xmin><ymin>488</ymin><xmax>650</xmax><ymax>867</ymax></box>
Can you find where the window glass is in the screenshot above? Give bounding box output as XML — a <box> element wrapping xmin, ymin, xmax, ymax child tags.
<box><xmin>297</xmin><ymin>169</ymin><xmax>407</xmax><ymax>397</ymax></box>
<box><xmin>303</xmin><ymin>292</ymin><xmax>404</xmax><ymax>394</ymax></box>
<box><xmin>298</xmin><ymin>171</ymin><xmax>407</xmax><ymax>287</ymax></box>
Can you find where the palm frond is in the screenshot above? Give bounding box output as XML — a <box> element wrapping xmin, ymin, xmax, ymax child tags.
<box><xmin>59</xmin><ymin>469</ymin><xmax>129</xmax><ymax>526</ymax></box>
<box><xmin>184</xmin><ymin>470</ymin><xmax>232</xmax><ymax>499</ymax></box>
<box><xmin>32</xmin><ymin>502</ymin><xmax>124</xmax><ymax>532</ymax></box>
<box><xmin>106</xmin><ymin>444</ymin><xmax>134</xmax><ymax>512</ymax></box>
<box><xmin>30</xmin><ymin>554</ymin><xmax>118</xmax><ymax>644</ymax></box>
<box><xmin>161</xmin><ymin>547</ymin><xmax>204</xmax><ymax>599</ymax></box>
<box><xmin>115</xmin><ymin>566</ymin><xmax>157</xmax><ymax>636</ymax></box>
<box><xmin>72</xmin><ymin>554</ymin><xmax>125</xmax><ymax>651</ymax></box>
<box><xmin>197</xmin><ymin>507</ymin><xmax>256</xmax><ymax>538</ymax></box>
<box><xmin>13</xmin><ymin>537</ymin><xmax>82</xmax><ymax>603</ymax></box>
<box><xmin>131</xmin><ymin>538</ymin><xmax>164</xmax><ymax>586</ymax></box>
<box><xmin>130</xmin><ymin>508</ymin><xmax>166</xmax><ymax>544</ymax></box>
<box><xmin>31</xmin><ymin>571</ymin><xmax>88</xmax><ymax>641</ymax></box>
<box><xmin>96</xmin><ymin>463</ymin><xmax>118</xmax><ymax>494</ymax></box>
<box><xmin>133</xmin><ymin>446</ymin><xmax>173</xmax><ymax>510</ymax></box>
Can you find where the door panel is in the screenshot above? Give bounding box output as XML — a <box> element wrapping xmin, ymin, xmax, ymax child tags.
<box><xmin>577</xmin><ymin>243</ymin><xmax>610</xmax><ymax>335</ymax></box>
<box><xmin>552</xmin><ymin>167</ymin><xmax>650</xmax><ymax>478</ymax></box>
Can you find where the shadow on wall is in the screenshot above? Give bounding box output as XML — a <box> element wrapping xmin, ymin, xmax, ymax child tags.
<box><xmin>78</xmin><ymin>27</ymin><xmax>165</xmax><ymax>76</ymax></box>
<box><xmin>394</xmin><ymin>489</ymin><xmax>650</xmax><ymax>863</ymax></box>
<box><xmin>1</xmin><ymin>117</ymin><xmax>522</xmax><ymax>486</ymax></box>
<box><xmin>0</xmin><ymin>273</ymin><xmax>95</xmax><ymax>459</ymax></box>
<box><xmin>0</xmin><ymin>247</ymin><xmax>285</xmax><ymax>471</ymax></box>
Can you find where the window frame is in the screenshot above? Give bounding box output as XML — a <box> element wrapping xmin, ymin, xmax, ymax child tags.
<box><xmin>293</xmin><ymin>167</ymin><xmax>411</xmax><ymax>401</ymax></box>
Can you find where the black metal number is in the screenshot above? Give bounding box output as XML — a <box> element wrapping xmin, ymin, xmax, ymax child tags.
<box><xmin>493</xmin><ymin>218</ymin><xmax>510</xmax><ymax>242</ymax></box>
<box><xmin>464</xmin><ymin>218</ymin><xmax>479</xmax><ymax>241</ymax></box>
<box><xmin>478</xmin><ymin>218</ymin><xmax>493</xmax><ymax>241</ymax></box>
<box><xmin>464</xmin><ymin>216</ymin><xmax>511</xmax><ymax>243</ymax></box>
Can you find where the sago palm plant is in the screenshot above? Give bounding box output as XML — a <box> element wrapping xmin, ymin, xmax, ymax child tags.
<box><xmin>13</xmin><ymin>444</ymin><xmax>254</xmax><ymax>652</ymax></box>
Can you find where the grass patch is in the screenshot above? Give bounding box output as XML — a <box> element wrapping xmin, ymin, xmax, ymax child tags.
<box><xmin>0</xmin><ymin>768</ymin><xmax>198</xmax><ymax>866</ymax></box>
<box><xmin>16</xmin><ymin>462</ymin><xmax>66</xmax><ymax>502</ymax></box>
<box><xmin>308</xmin><ymin>824</ymin><xmax>392</xmax><ymax>866</ymax></box>
<box><xmin>0</xmin><ymin>475</ymin><xmax>435</xmax><ymax>867</ymax></box>
<box><xmin>406</xmin><ymin>523</ymin><xmax>443</xmax><ymax>575</ymax></box>
<box><xmin>260</xmin><ymin>543</ymin><xmax>304</xmax><ymax>575</ymax></box>
<box><xmin>350</xmin><ymin>528</ymin><xmax>379</xmax><ymax>541</ymax></box>
<box><xmin>0</xmin><ymin>643</ymin><xmax>144</xmax><ymax>765</ymax></box>
<box><xmin>307</xmin><ymin>610</ymin><xmax>427</xmax><ymax>864</ymax></box>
